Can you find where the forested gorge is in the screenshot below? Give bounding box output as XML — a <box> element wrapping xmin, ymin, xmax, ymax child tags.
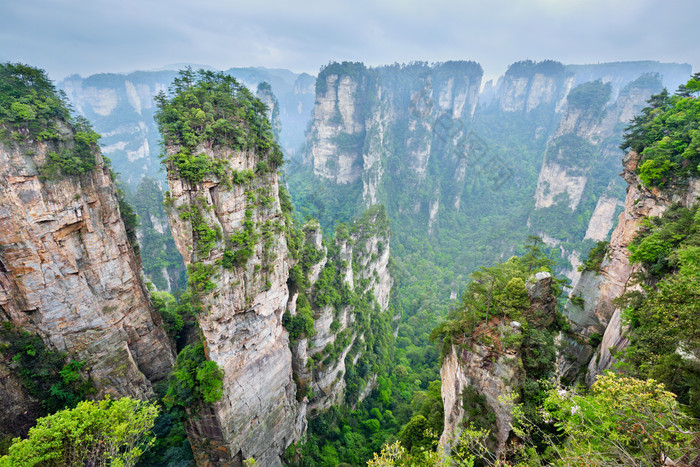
<box><xmin>0</xmin><ymin>60</ymin><xmax>698</xmax><ymax>467</ymax></box>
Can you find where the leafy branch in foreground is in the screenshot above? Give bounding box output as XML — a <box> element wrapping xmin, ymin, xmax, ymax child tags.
<box><xmin>0</xmin><ymin>397</ymin><xmax>159</xmax><ymax>467</ymax></box>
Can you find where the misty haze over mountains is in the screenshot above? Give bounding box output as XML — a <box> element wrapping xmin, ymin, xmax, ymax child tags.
<box><xmin>56</xmin><ymin>60</ymin><xmax>691</xmax><ymax>186</ymax></box>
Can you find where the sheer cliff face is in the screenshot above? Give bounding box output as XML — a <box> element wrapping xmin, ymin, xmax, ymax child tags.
<box><xmin>440</xmin><ymin>273</ymin><xmax>556</xmax><ymax>455</ymax></box>
<box><xmin>558</xmin><ymin>153</ymin><xmax>700</xmax><ymax>384</ymax></box>
<box><xmin>530</xmin><ymin>75</ymin><xmax>665</xmax><ymax>286</ymax></box>
<box><xmin>535</xmin><ymin>76</ymin><xmax>662</xmax><ymax>214</ymax></box>
<box><xmin>301</xmin><ymin>62</ymin><xmax>684</xmax><ymax>298</ymax></box>
<box><xmin>165</xmin><ymin>146</ymin><xmax>298</xmax><ymax>465</ymax></box>
<box><xmin>256</xmin><ymin>83</ymin><xmax>282</xmax><ymax>142</ymax></box>
<box><xmin>290</xmin><ymin>210</ymin><xmax>393</xmax><ymax>415</ymax></box>
<box><xmin>308</xmin><ymin>71</ymin><xmax>368</xmax><ymax>184</ymax></box>
<box><xmin>498</xmin><ymin>71</ymin><xmax>573</xmax><ymax>113</ymax></box>
<box><xmin>0</xmin><ymin>129</ymin><xmax>175</xmax><ymax>400</ymax></box>
<box><xmin>305</xmin><ymin>62</ymin><xmax>483</xmax><ymax>198</ymax></box>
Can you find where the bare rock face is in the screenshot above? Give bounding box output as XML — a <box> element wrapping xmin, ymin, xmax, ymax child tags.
<box><xmin>497</xmin><ymin>62</ymin><xmax>572</xmax><ymax>113</ymax></box>
<box><xmin>557</xmin><ymin>152</ymin><xmax>700</xmax><ymax>384</ymax></box>
<box><xmin>440</xmin><ymin>330</ymin><xmax>524</xmax><ymax>455</ymax></box>
<box><xmin>256</xmin><ymin>83</ymin><xmax>282</xmax><ymax>142</ymax></box>
<box><xmin>305</xmin><ymin>62</ymin><xmax>483</xmax><ymax>200</ymax></box>
<box><xmin>584</xmin><ymin>194</ymin><xmax>622</xmax><ymax>241</ymax></box>
<box><xmin>534</xmin><ymin>162</ymin><xmax>588</xmax><ymax>210</ymax></box>
<box><xmin>532</xmin><ymin>73</ymin><xmax>665</xmax><ymax>281</ymax></box>
<box><xmin>165</xmin><ymin>144</ymin><xmax>299</xmax><ymax>466</ymax></box>
<box><xmin>0</xmin><ymin>131</ymin><xmax>175</xmax><ymax>408</ymax></box>
<box><xmin>536</xmin><ymin>75</ymin><xmax>662</xmax><ymax>209</ymax></box>
<box><xmin>308</xmin><ymin>72</ymin><xmax>367</xmax><ymax>184</ymax></box>
<box><xmin>440</xmin><ymin>272</ymin><xmax>556</xmax><ymax>456</ymax></box>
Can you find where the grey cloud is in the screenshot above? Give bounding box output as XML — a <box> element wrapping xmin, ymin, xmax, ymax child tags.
<box><xmin>0</xmin><ymin>0</ymin><xmax>696</xmax><ymax>81</ymax></box>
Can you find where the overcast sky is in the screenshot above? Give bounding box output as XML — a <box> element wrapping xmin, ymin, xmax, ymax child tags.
<box><xmin>1</xmin><ymin>0</ymin><xmax>697</xmax><ymax>82</ymax></box>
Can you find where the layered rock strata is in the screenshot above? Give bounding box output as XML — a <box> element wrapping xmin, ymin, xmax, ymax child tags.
<box><xmin>165</xmin><ymin>145</ymin><xmax>298</xmax><ymax>465</ymax></box>
<box><xmin>0</xmin><ymin>126</ymin><xmax>175</xmax><ymax>432</ymax></box>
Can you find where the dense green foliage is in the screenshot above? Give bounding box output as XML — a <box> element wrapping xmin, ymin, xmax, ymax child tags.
<box><xmin>368</xmin><ymin>374</ymin><xmax>697</xmax><ymax>466</ymax></box>
<box><xmin>155</xmin><ymin>69</ymin><xmax>283</xmax><ymax>185</ymax></box>
<box><xmin>428</xmin><ymin>238</ymin><xmax>566</xmax><ymax>461</ymax></box>
<box><xmin>621</xmin><ymin>74</ymin><xmax>700</xmax><ymax>186</ymax></box>
<box><xmin>137</xmin><ymin>288</ymin><xmax>200</xmax><ymax>466</ymax></box>
<box><xmin>288</xmin><ymin>381</ymin><xmax>443</xmax><ymax>467</ymax></box>
<box><xmin>618</xmin><ymin>203</ymin><xmax>700</xmax><ymax>417</ymax></box>
<box><xmin>149</xmin><ymin>287</ymin><xmax>184</xmax><ymax>340</ymax></box>
<box><xmin>505</xmin><ymin>60</ymin><xmax>566</xmax><ymax>78</ymax></box>
<box><xmin>283</xmin><ymin>206</ymin><xmax>447</xmax><ymax>466</ymax></box>
<box><xmin>39</xmin><ymin>121</ymin><xmax>101</xmax><ymax>177</ymax></box>
<box><xmin>0</xmin><ymin>63</ymin><xmax>70</xmax><ymax>140</ymax></box>
<box><xmin>163</xmin><ymin>341</ymin><xmax>224</xmax><ymax>409</ymax></box>
<box><xmin>0</xmin><ymin>397</ymin><xmax>159</xmax><ymax>467</ymax></box>
<box><xmin>432</xmin><ymin>237</ymin><xmax>561</xmax><ymax>352</ymax></box>
<box><xmin>565</xmin><ymin>80</ymin><xmax>611</xmax><ymax>115</ymax></box>
<box><xmin>288</xmin><ymin>61</ymin><xmax>590</xmax><ymax>465</ymax></box>
<box><xmin>512</xmin><ymin>374</ymin><xmax>697</xmax><ymax>467</ymax></box>
<box><xmin>0</xmin><ymin>62</ymin><xmax>104</xmax><ymax>177</ymax></box>
<box><xmin>0</xmin><ymin>323</ymin><xmax>93</xmax><ymax>415</ymax></box>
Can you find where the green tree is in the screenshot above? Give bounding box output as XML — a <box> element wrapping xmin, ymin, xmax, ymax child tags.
<box><xmin>0</xmin><ymin>397</ymin><xmax>159</xmax><ymax>467</ymax></box>
<box><xmin>621</xmin><ymin>75</ymin><xmax>700</xmax><ymax>186</ymax></box>
<box><xmin>537</xmin><ymin>374</ymin><xmax>697</xmax><ymax>467</ymax></box>
<box><xmin>164</xmin><ymin>341</ymin><xmax>224</xmax><ymax>408</ymax></box>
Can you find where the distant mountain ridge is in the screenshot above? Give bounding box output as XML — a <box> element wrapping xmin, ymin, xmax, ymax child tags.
<box><xmin>58</xmin><ymin>66</ymin><xmax>316</xmax><ymax>186</ymax></box>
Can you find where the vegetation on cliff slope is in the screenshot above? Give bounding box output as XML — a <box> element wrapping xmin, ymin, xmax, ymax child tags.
<box><xmin>618</xmin><ymin>203</ymin><xmax>700</xmax><ymax>418</ymax></box>
<box><xmin>622</xmin><ymin>74</ymin><xmax>700</xmax><ymax>186</ymax></box>
<box><xmin>372</xmin><ymin>373</ymin><xmax>697</xmax><ymax>467</ymax></box>
<box><xmin>155</xmin><ymin>68</ymin><xmax>283</xmax><ymax>185</ymax></box>
<box><xmin>0</xmin><ymin>323</ymin><xmax>93</xmax><ymax>416</ymax></box>
<box><xmin>0</xmin><ymin>62</ymin><xmax>141</xmax><ymax>262</ymax></box>
<box><xmin>0</xmin><ymin>62</ymin><xmax>104</xmax><ymax>177</ymax></box>
<box><xmin>285</xmin><ymin>206</ymin><xmax>408</xmax><ymax>466</ymax></box>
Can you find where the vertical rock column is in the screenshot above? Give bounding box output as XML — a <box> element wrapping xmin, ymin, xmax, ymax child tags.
<box><xmin>0</xmin><ymin>133</ymin><xmax>175</xmax><ymax>401</ymax></box>
<box><xmin>165</xmin><ymin>145</ymin><xmax>300</xmax><ymax>465</ymax></box>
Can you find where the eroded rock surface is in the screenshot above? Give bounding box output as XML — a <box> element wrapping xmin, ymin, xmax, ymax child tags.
<box><xmin>0</xmin><ymin>129</ymin><xmax>175</xmax><ymax>422</ymax></box>
<box><xmin>165</xmin><ymin>144</ymin><xmax>298</xmax><ymax>466</ymax></box>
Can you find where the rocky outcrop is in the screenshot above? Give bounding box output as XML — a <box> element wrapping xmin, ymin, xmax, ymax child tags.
<box><xmin>305</xmin><ymin>61</ymin><xmax>482</xmax><ymax>196</ymax></box>
<box><xmin>584</xmin><ymin>193</ymin><xmax>622</xmax><ymax>241</ymax></box>
<box><xmin>534</xmin><ymin>162</ymin><xmax>588</xmax><ymax>210</ymax></box>
<box><xmin>557</xmin><ymin>153</ymin><xmax>700</xmax><ymax>384</ymax></box>
<box><xmin>535</xmin><ymin>74</ymin><xmax>663</xmax><ymax>213</ymax></box>
<box><xmin>256</xmin><ymin>82</ymin><xmax>282</xmax><ymax>142</ymax></box>
<box><xmin>165</xmin><ymin>143</ymin><xmax>299</xmax><ymax>465</ymax></box>
<box><xmin>0</xmin><ymin>128</ymin><xmax>175</xmax><ymax>406</ymax></box>
<box><xmin>440</xmin><ymin>272</ymin><xmax>556</xmax><ymax>455</ymax></box>
<box><xmin>289</xmin><ymin>206</ymin><xmax>393</xmax><ymax>415</ymax></box>
<box><xmin>440</xmin><ymin>325</ymin><xmax>524</xmax><ymax>454</ymax></box>
<box><xmin>307</xmin><ymin>66</ymin><xmax>368</xmax><ymax>184</ymax></box>
<box><xmin>531</xmin><ymin>73</ymin><xmax>666</xmax><ymax>285</ymax></box>
<box><xmin>497</xmin><ymin>61</ymin><xmax>572</xmax><ymax>113</ymax></box>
